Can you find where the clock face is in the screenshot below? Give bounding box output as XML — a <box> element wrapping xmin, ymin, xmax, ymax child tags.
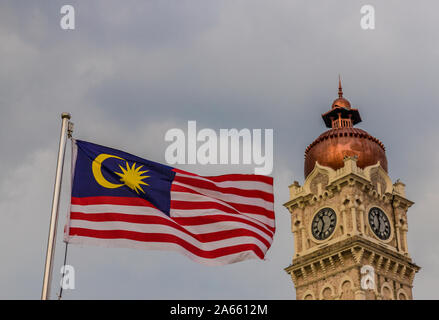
<box><xmin>311</xmin><ymin>208</ymin><xmax>337</xmax><ymax>240</ymax></box>
<box><xmin>368</xmin><ymin>207</ymin><xmax>391</xmax><ymax>240</ymax></box>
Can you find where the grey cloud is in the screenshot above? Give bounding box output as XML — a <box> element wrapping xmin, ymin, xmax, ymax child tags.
<box><xmin>0</xmin><ymin>0</ymin><xmax>438</xmax><ymax>299</ymax></box>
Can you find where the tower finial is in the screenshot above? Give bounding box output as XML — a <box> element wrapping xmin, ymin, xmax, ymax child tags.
<box><xmin>338</xmin><ymin>74</ymin><xmax>343</xmax><ymax>98</ymax></box>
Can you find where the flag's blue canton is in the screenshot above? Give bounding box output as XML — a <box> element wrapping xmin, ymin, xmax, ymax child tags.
<box><xmin>72</xmin><ymin>140</ymin><xmax>176</xmax><ymax>215</ymax></box>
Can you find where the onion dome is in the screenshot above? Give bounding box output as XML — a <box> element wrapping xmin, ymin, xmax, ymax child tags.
<box><xmin>304</xmin><ymin>77</ymin><xmax>387</xmax><ymax>178</ymax></box>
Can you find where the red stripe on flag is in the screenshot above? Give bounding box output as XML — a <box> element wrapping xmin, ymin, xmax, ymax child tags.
<box><xmin>71</xmin><ymin>196</ymin><xmax>156</xmax><ymax>207</ymax></box>
<box><xmin>203</xmin><ymin>174</ymin><xmax>273</xmax><ymax>185</ymax></box>
<box><xmin>172</xmin><ymin>214</ymin><xmax>274</xmax><ymax>237</ymax></box>
<box><xmin>171</xmin><ymin>199</ymin><xmax>274</xmax><ymax>221</ymax></box>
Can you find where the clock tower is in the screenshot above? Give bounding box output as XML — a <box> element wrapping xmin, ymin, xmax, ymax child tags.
<box><xmin>284</xmin><ymin>79</ymin><xmax>420</xmax><ymax>300</ymax></box>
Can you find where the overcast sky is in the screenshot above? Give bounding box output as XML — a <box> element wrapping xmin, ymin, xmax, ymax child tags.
<box><xmin>0</xmin><ymin>0</ymin><xmax>438</xmax><ymax>299</ymax></box>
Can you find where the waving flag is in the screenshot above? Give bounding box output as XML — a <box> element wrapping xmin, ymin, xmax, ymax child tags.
<box><xmin>65</xmin><ymin>140</ymin><xmax>275</xmax><ymax>265</ymax></box>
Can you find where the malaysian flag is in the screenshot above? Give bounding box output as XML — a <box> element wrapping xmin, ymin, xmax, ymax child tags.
<box><xmin>64</xmin><ymin>140</ymin><xmax>275</xmax><ymax>265</ymax></box>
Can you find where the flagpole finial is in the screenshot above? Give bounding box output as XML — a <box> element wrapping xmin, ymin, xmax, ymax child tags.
<box><xmin>61</xmin><ymin>112</ymin><xmax>71</xmax><ymax>120</ymax></box>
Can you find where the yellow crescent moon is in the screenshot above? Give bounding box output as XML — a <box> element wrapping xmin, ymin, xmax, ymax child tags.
<box><xmin>92</xmin><ymin>154</ymin><xmax>125</xmax><ymax>189</ymax></box>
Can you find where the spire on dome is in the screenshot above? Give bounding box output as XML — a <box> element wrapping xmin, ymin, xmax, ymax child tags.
<box><xmin>338</xmin><ymin>75</ymin><xmax>343</xmax><ymax>98</ymax></box>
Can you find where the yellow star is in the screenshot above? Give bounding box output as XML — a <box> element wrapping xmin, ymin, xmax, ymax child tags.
<box><xmin>114</xmin><ymin>162</ymin><xmax>150</xmax><ymax>194</ymax></box>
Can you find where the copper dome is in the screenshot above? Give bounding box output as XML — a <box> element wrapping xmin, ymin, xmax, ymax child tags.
<box><xmin>331</xmin><ymin>97</ymin><xmax>351</xmax><ymax>109</ymax></box>
<box><xmin>304</xmin><ymin>128</ymin><xmax>387</xmax><ymax>178</ymax></box>
<box><xmin>304</xmin><ymin>77</ymin><xmax>387</xmax><ymax>178</ymax></box>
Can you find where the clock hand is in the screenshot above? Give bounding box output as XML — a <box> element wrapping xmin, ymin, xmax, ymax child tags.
<box><xmin>317</xmin><ymin>218</ymin><xmax>324</xmax><ymax>237</ymax></box>
<box><xmin>378</xmin><ymin>215</ymin><xmax>385</xmax><ymax>231</ymax></box>
<box><xmin>323</xmin><ymin>216</ymin><xmax>330</xmax><ymax>232</ymax></box>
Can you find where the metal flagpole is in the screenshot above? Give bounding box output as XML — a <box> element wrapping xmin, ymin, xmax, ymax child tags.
<box><xmin>41</xmin><ymin>112</ymin><xmax>71</xmax><ymax>300</ymax></box>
